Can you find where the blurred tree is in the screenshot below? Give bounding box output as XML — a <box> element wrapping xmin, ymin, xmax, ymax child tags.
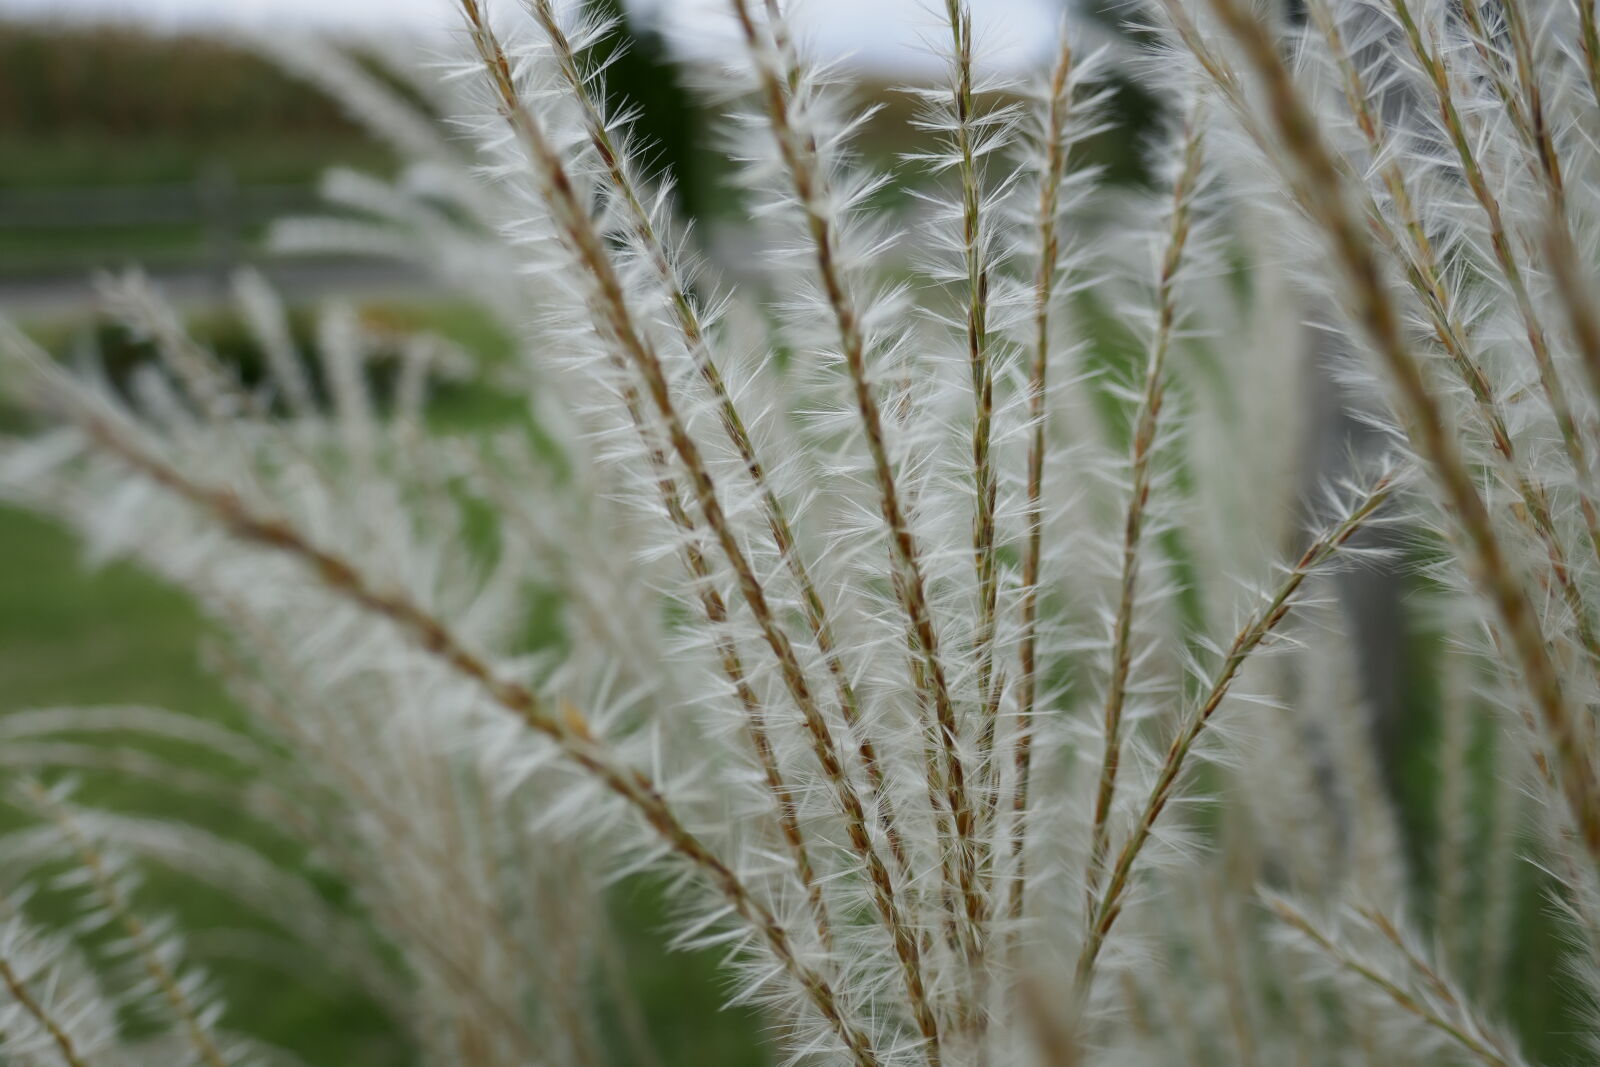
<box><xmin>583</xmin><ymin>0</ymin><xmax>702</xmax><ymax>219</ymax></box>
<box><xmin>1067</xmin><ymin>0</ymin><xmax>1167</xmax><ymax>187</ymax></box>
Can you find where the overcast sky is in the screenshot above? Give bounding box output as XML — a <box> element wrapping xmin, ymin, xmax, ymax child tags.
<box><xmin>0</xmin><ymin>0</ymin><xmax>1069</xmax><ymax>74</ymax></box>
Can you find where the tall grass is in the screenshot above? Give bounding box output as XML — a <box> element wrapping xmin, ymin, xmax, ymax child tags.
<box><xmin>3</xmin><ymin>0</ymin><xmax>1600</xmax><ymax>1062</ymax></box>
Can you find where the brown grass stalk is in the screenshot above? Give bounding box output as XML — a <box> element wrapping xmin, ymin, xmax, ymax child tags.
<box><xmin>615</xmin><ymin>369</ymin><xmax>836</xmax><ymax>951</ymax></box>
<box><xmin>1546</xmin><ymin>219</ymin><xmax>1600</xmax><ymax>418</ymax></box>
<box><xmin>1384</xmin><ymin>0</ymin><xmax>1600</xmax><ymax>570</ymax></box>
<box><xmin>1008</xmin><ymin>29</ymin><xmax>1080</xmax><ymax>936</ymax></box>
<box><xmin>28</xmin><ymin>784</ymin><xmax>231</xmax><ymax>1067</ymax></box>
<box><xmin>724</xmin><ymin>0</ymin><xmax>981</xmax><ymax>977</ymax></box>
<box><xmin>942</xmin><ymin>0</ymin><xmax>1003</xmax><ymax>762</ymax></box>
<box><xmin>1073</xmin><ymin>471</ymin><xmax>1395</xmax><ymax>994</ymax></box>
<box><xmin>1084</xmin><ymin>115</ymin><xmax>1205</xmax><ymax>904</ymax></box>
<box><xmin>1497</xmin><ymin>0</ymin><xmax>1600</xmax><ymax>427</ymax></box>
<box><xmin>0</xmin><ymin>952</ymin><xmax>92</xmax><ymax>1067</ymax></box>
<box><xmin>207</xmin><ymin>637</ymin><xmax>565</xmax><ymax>1063</ymax></box>
<box><xmin>524</xmin><ymin>0</ymin><xmax>911</xmax><ymax>881</ymax></box>
<box><xmin>38</xmin><ymin>386</ymin><xmax>880</xmax><ymax>1067</ymax></box>
<box><xmin>1307</xmin><ymin>0</ymin><xmax>1600</xmax><ymax>688</ymax></box>
<box><xmin>1577</xmin><ymin>0</ymin><xmax>1600</xmax><ymax>109</ymax></box>
<box><xmin>934</xmin><ymin>0</ymin><xmax>1004</xmax><ymax>1038</ymax></box>
<box><xmin>1266</xmin><ymin>896</ymin><xmax>1517</xmax><ymax>1067</ymax></box>
<box><xmin>452</xmin><ymin>6</ymin><xmax>936</xmax><ymax>1055</ymax></box>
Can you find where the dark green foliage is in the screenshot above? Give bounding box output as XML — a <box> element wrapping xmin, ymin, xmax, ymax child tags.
<box><xmin>581</xmin><ymin>0</ymin><xmax>704</xmax><ymax>219</ymax></box>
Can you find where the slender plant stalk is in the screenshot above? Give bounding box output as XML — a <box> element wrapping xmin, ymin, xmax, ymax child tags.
<box><xmin>0</xmin><ymin>952</ymin><xmax>92</xmax><ymax>1067</ymax></box>
<box><xmin>211</xmin><ymin>637</ymin><xmax>561</xmax><ymax>1063</ymax></box>
<box><xmin>724</xmin><ymin>0</ymin><xmax>971</xmax><ymax>835</ymax></box>
<box><xmin>1465</xmin><ymin>0</ymin><xmax>1600</xmax><ymax>454</ymax></box>
<box><xmin>1190</xmin><ymin>0</ymin><xmax>1600</xmax><ymax>870</ymax></box>
<box><xmin>1511</xmin><ymin>0</ymin><xmax>1600</xmax><ymax>415</ymax></box>
<box><xmin>1266</xmin><ymin>896</ymin><xmax>1518</xmax><ymax>1067</ymax></box>
<box><xmin>1306</xmin><ymin>0</ymin><xmax>1600</xmax><ymax>687</ymax></box>
<box><xmin>28</xmin><ymin>785</ymin><xmax>231</xmax><ymax>1067</ymax></box>
<box><xmin>1546</xmin><ymin>220</ymin><xmax>1600</xmax><ymax>414</ymax></box>
<box><xmin>1359</xmin><ymin>906</ymin><xmax>1489</xmax><ymax>1022</ymax></box>
<box><xmin>1457</xmin><ymin>0</ymin><xmax>1571</xmax><ymax>242</ymax></box>
<box><xmin>935</xmin><ymin>2</ymin><xmax>1003</xmax><ymax>1041</ymax></box>
<box><xmin>1386</xmin><ymin>0</ymin><xmax>1600</xmax><ymax>567</ymax></box>
<box><xmin>451</xmin><ymin>6</ymin><xmax>936</xmax><ymax>1054</ymax></box>
<box><xmin>1074</xmin><ymin>471</ymin><xmax>1395</xmax><ymax>993</ymax></box>
<box><xmin>11</xmin><ymin>3</ymin><xmax>1600</xmax><ymax>1059</ymax></box>
<box><xmin>524</xmin><ymin>0</ymin><xmax>911</xmax><ymax>881</ymax></box>
<box><xmin>616</xmin><ymin>369</ymin><xmax>836</xmax><ymax>951</ymax></box>
<box><xmin>99</xmin><ymin>276</ymin><xmax>250</xmax><ymax>424</ymax></box>
<box><xmin>1455</xmin><ymin>0</ymin><xmax>1555</xmax><ymax>192</ymax></box>
<box><xmin>1577</xmin><ymin>0</ymin><xmax>1600</xmax><ymax>108</ymax></box>
<box><xmin>1084</xmin><ymin>116</ymin><xmax>1205</xmax><ymax>902</ymax></box>
<box><xmin>942</xmin><ymin>0</ymin><xmax>1003</xmax><ymax>759</ymax></box>
<box><xmin>1009</xmin><ymin>29</ymin><xmax>1079</xmax><ymax>933</ymax></box>
<box><xmin>724</xmin><ymin>0</ymin><xmax>982</xmax><ymax>1015</ymax></box>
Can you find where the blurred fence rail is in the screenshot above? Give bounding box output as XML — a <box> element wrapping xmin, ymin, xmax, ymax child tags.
<box><xmin>0</xmin><ymin>175</ymin><xmax>321</xmax><ymax>228</ymax></box>
<box><xmin>0</xmin><ymin>171</ymin><xmax>325</xmax><ymax>284</ymax></box>
<box><xmin>0</xmin><ymin>176</ymin><xmax>318</xmax><ymax>230</ymax></box>
<box><xmin>0</xmin><ymin>175</ymin><xmax>428</xmax><ymax>315</ymax></box>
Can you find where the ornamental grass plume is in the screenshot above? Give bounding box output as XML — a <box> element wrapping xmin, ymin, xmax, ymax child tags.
<box><xmin>3</xmin><ymin>0</ymin><xmax>1600</xmax><ymax>1062</ymax></box>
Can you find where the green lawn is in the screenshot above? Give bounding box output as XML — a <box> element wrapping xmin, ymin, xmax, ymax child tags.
<box><xmin>0</xmin><ymin>505</ymin><xmax>220</xmax><ymax>713</ymax></box>
<box><xmin>0</xmin><ymin>216</ymin><xmax>297</xmax><ymax>280</ymax></box>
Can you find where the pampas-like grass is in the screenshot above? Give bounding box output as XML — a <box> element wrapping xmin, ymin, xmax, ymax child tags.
<box><xmin>4</xmin><ymin>0</ymin><xmax>1600</xmax><ymax>1061</ymax></box>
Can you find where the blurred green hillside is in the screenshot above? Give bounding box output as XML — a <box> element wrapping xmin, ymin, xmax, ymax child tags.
<box><xmin>0</xmin><ymin>19</ymin><xmax>396</xmax><ymax>188</ymax></box>
<box><xmin>0</xmin><ymin>20</ymin><xmax>401</xmax><ymax>279</ymax></box>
